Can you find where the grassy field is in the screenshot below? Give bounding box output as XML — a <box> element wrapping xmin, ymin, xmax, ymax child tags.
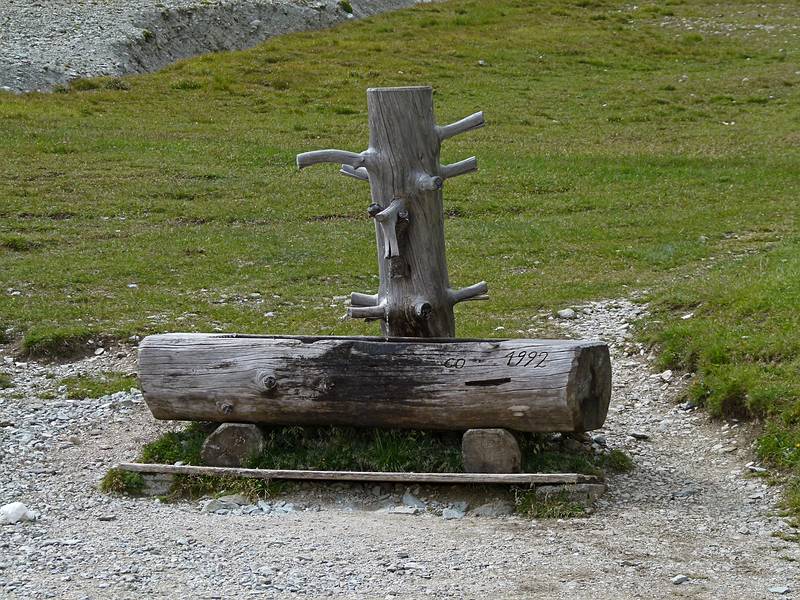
<box><xmin>1</xmin><ymin>0</ymin><xmax>798</xmax><ymax>507</ymax></box>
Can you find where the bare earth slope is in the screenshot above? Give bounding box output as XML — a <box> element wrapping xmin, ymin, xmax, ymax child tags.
<box><xmin>0</xmin><ymin>0</ymin><xmax>423</xmax><ymax>93</ymax></box>
<box><xmin>1</xmin><ymin>300</ymin><xmax>797</xmax><ymax>599</ymax></box>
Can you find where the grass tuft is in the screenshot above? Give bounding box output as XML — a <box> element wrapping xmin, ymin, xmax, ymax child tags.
<box><xmin>514</xmin><ymin>489</ymin><xmax>586</xmax><ymax>518</ymax></box>
<box><xmin>100</xmin><ymin>468</ymin><xmax>145</xmax><ymax>495</ymax></box>
<box><xmin>0</xmin><ymin>373</ymin><xmax>12</xmax><ymax>389</ymax></box>
<box><xmin>250</xmin><ymin>426</ymin><xmax>464</xmax><ymax>472</ymax></box>
<box><xmin>21</xmin><ymin>326</ymin><xmax>96</xmax><ymax>359</ymax></box>
<box><xmin>338</xmin><ymin>0</ymin><xmax>353</xmax><ymax>14</ymax></box>
<box><xmin>1</xmin><ymin>236</ymin><xmax>41</xmax><ymax>252</ymax></box>
<box><xmin>597</xmin><ymin>448</ymin><xmax>635</xmax><ymax>473</ymax></box>
<box><xmin>166</xmin><ymin>474</ymin><xmax>285</xmax><ymax>501</ymax></box>
<box><xmin>139</xmin><ymin>422</ymin><xmax>211</xmax><ymax>465</ymax></box>
<box><xmin>62</xmin><ymin>371</ymin><xmax>138</xmax><ymax>399</ymax></box>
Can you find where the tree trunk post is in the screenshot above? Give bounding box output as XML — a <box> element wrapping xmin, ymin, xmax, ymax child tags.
<box><xmin>297</xmin><ymin>86</ymin><xmax>486</xmax><ymax>337</ymax></box>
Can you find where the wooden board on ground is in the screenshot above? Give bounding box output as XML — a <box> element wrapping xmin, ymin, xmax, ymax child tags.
<box><xmin>116</xmin><ymin>462</ymin><xmax>601</xmax><ymax>485</ymax></box>
<box><xmin>138</xmin><ymin>334</ymin><xmax>611</xmax><ymax>432</ymax></box>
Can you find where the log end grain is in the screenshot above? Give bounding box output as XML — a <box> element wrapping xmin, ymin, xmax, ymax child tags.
<box><xmin>571</xmin><ymin>344</ymin><xmax>612</xmax><ymax>431</ymax></box>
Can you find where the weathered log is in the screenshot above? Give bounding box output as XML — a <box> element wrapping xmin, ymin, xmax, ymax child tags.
<box><xmin>297</xmin><ymin>86</ymin><xmax>485</xmax><ymax>337</ymax></box>
<box><xmin>138</xmin><ymin>334</ymin><xmax>611</xmax><ymax>432</ymax></box>
<box><xmin>116</xmin><ymin>462</ymin><xmax>601</xmax><ymax>485</ymax></box>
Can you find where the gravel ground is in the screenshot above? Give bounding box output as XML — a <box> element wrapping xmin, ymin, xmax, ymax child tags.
<box><xmin>2</xmin><ymin>299</ymin><xmax>798</xmax><ymax>598</ymax></box>
<box><xmin>0</xmin><ymin>0</ymin><xmax>424</xmax><ymax>93</ymax></box>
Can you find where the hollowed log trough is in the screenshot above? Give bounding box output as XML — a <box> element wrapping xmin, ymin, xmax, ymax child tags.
<box><xmin>138</xmin><ymin>333</ymin><xmax>611</xmax><ymax>432</ymax></box>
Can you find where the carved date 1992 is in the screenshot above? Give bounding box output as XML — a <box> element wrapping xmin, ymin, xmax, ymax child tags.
<box><xmin>503</xmin><ymin>350</ymin><xmax>548</xmax><ymax>367</ymax></box>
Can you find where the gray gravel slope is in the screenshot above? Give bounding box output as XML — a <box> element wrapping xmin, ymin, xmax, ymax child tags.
<box><xmin>0</xmin><ymin>0</ymin><xmax>424</xmax><ymax>93</ymax></box>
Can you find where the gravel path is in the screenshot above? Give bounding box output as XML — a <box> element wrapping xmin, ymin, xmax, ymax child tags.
<box><xmin>0</xmin><ymin>0</ymin><xmax>423</xmax><ymax>93</ymax></box>
<box><xmin>1</xmin><ymin>300</ymin><xmax>798</xmax><ymax>598</ymax></box>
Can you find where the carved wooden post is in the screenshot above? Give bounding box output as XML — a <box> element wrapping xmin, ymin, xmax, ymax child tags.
<box><xmin>297</xmin><ymin>86</ymin><xmax>486</xmax><ymax>337</ymax></box>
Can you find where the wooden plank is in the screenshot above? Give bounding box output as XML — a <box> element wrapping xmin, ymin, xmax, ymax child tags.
<box><xmin>116</xmin><ymin>462</ymin><xmax>600</xmax><ymax>485</ymax></box>
<box><xmin>138</xmin><ymin>334</ymin><xmax>611</xmax><ymax>432</ymax></box>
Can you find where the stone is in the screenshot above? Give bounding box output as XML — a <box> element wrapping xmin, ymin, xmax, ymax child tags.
<box><xmin>469</xmin><ymin>500</ymin><xmax>514</xmax><ymax>517</ymax></box>
<box><xmin>141</xmin><ymin>473</ymin><xmax>174</xmax><ymax>496</ymax></box>
<box><xmin>659</xmin><ymin>369</ymin><xmax>673</xmax><ymax>382</ymax></box>
<box><xmin>388</xmin><ymin>506</ymin><xmax>419</xmax><ymax>515</ymax></box>
<box><xmin>672</xmin><ymin>486</ymin><xmax>700</xmax><ymax>499</ymax></box>
<box><xmin>0</xmin><ymin>502</ymin><xmax>37</xmax><ymax>525</ymax></box>
<box><xmin>557</xmin><ymin>308</ymin><xmax>577</xmax><ymax>320</ymax></box>
<box><xmin>402</xmin><ymin>491</ymin><xmax>426</xmax><ymax>509</ymax></box>
<box><xmin>462</xmin><ymin>428</ymin><xmax>521</xmax><ymax>474</ymax></box>
<box><xmin>442</xmin><ymin>508</ymin><xmax>465</xmax><ymax>520</ymax></box>
<box><xmin>201</xmin><ymin>498</ymin><xmax>239</xmax><ymax>513</ymax></box>
<box><xmin>768</xmin><ymin>586</ymin><xmax>790</xmax><ymax>595</ymax></box>
<box><xmin>535</xmin><ymin>483</ymin><xmax>606</xmax><ymax>504</ymax></box>
<box><xmin>671</xmin><ymin>575</ymin><xmax>689</xmax><ymax>585</ymax></box>
<box><xmin>200</xmin><ymin>423</ymin><xmax>264</xmax><ymax>468</ymax></box>
<box><xmin>629</xmin><ymin>431</ymin><xmax>649</xmax><ymax>441</ymax></box>
<box><xmin>217</xmin><ymin>494</ymin><xmax>249</xmax><ymax>506</ymax></box>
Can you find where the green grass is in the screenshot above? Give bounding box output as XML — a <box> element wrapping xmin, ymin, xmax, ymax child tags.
<box><xmin>165</xmin><ymin>474</ymin><xmax>285</xmax><ymax>502</ymax></box>
<box><xmin>100</xmin><ymin>468</ymin><xmax>146</xmax><ymax>495</ymax></box>
<box><xmin>0</xmin><ymin>373</ymin><xmax>12</xmax><ymax>389</ymax></box>
<box><xmin>1</xmin><ymin>0</ymin><xmax>796</xmax><ymax>352</ymax></box>
<box><xmin>61</xmin><ymin>371</ymin><xmax>138</xmax><ymax>399</ymax></box>
<box><xmin>645</xmin><ymin>239</ymin><xmax>800</xmax><ymax>514</ymax></box>
<box><xmin>514</xmin><ymin>489</ymin><xmax>587</xmax><ymax>519</ymax></box>
<box><xmin>1</xmin><ymin>0</ymin><xmax>799</xmax><ymax>509</ymax></box>
<box><xmin>139</xmin><ymin>422</ymin><xmax>211</xmax><ymax>465</ymax></box>
<box><xmin>139</xmin><ymin>423</ymin><xmax>629</xmax><ymax>477</ymax></box>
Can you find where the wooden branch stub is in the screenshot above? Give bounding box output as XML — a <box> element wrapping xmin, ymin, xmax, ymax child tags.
<box><xmin>436</xmin><ymin>111</ymin><xmax>485</xmax><ymax>141</ymax></box>
<box><xmin>373</xmin><ymin>198</ymin><xmax>407</xmax><ymax>258</ymax></box>
<box><xmin>296</xmin><ymin>149</ymin><xmax>366</xmax><ymax>169</ymax></box>
<box><xmin>348</xmin><ymin>304</ymin><xmax>387</xmax><ymax>320</ymax></box>
<box><xmin>440</xmin><ymin>156</ymin><xmax>478</xmax><ymax>180</ymax></box>
<box><xmin>350</xmin><ymin>292</ymin><xmax>378</xmax><ymax>307</ymax></box>
<box><xmin>449</xmin><ymin>281</ymin><xmax>489</xmax><ymax>305</ymax></box>
<box><xmin>416</xmin><ymin>173</ymin><xmax>443</xmax><ymax>191</ymax></box>
<box><xmin>340</xmin><ymin>164</ymin><xmax>370</xmax><ymax>181</ymax></box>
<box><xmin>414</xmin><ymin>301</ymin><xmax>433</xmax><ymax>320</ymax></box>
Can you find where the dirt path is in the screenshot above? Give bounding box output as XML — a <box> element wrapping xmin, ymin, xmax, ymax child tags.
<box><xmin>1</xmin><ymin>299</ymin><xmax>798</xmax><ymax>599</ymax></box>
